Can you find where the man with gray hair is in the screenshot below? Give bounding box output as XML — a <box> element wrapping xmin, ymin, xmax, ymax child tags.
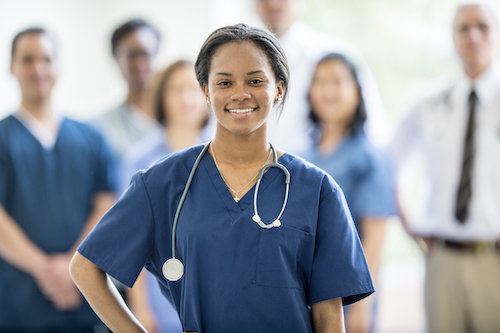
<box><xmin>391</xmin><ymin>2</ymin><xmax>500</xmax><ymax>332</ymax></box>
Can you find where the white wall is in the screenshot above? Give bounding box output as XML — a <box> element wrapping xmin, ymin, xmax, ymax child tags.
<box><xmin>0</xmin><ymin>0</ymin><xmax>254</xmax><ymax>121</ymax></box>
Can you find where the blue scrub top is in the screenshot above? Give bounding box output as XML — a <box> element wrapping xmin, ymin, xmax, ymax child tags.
<box><xmin>79</xmin><ymin>145</ymin><xmax>374</xmax><ymax>333</ymax></box>
<box><xmin>0</xmin><ymin>115</ymin><xmax>116</xmax><ymax>330</ymax></box>
<box><xmin>121</xmin><ymin>129</ymin><xmax>181</xmax><ymax>333</ymax></box>
<box><xmin>301</xmin><ymin>132</ymin><xmax>396</xmax><ymax>239</ymax></box>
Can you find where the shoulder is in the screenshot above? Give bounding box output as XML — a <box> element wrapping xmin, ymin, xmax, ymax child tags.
<box><xmin>140</xmin><ymin>144</ymin><xmax>205</xmax><ymax>184</ymax></box>
<box><xmin>282</xmin><ymin>152</ymin><xmax>341</xmax><ymax>199</ymax></box>
<box><xmin>0</xmin><ymin>114</ymin><xmax>17</xmax><ymax>132</ymax></box>
<box><xmin>91</xmin><ymin>104</ymin><xmax>127</xmax><ymax>128</ymax></box>
<box><xmin>123</xmin><ymin>128</ymin><xmax>169</xmax><ymax>169</ymax></box>
<box><xmin>406</xmin><ymin>79</ymin><xmax>456</xmax><ymax>113</ymax></box>
<box><xmin>63</xmin><ymin>118</ymin><xmax>106</xmax><ymax>141</ymax></box>
<box><xmin>0</xmin><ymin>115</ymin><xmax>18</xmax><ymax>149</ymax></box>
<box><xmin>61</xmin><ymin>118</ymin><xmax>112</xmax><ymax>158</ymax></box>
<box><xmin>352</xmin><ymin>133</ymin><xmax>388</xmax><ymax>163</ymax></box>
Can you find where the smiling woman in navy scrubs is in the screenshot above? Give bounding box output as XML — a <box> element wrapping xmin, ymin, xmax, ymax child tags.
<box><xmin>70</xmin><ymin>24</ymin><xmax>374</xmax><ymax>333</ymax></box>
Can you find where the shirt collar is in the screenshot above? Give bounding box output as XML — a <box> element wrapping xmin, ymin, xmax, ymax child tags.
<box><xmin>457</xmin><ymin>61</ymin><xmax>500</xmax><ymax>106</ymax></box>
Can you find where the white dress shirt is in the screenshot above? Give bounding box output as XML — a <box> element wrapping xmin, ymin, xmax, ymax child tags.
<box><xmin>267</xmin><ymin>21</ymin><xmax>388</xmax><ymax>153</ymax></box>
<box><xmin>391</xmin><ymin>63</ymin><xmax>500</xmax><ymax>241</ymax></box>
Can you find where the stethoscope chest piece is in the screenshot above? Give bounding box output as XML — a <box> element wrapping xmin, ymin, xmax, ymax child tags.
<box><xmin>163</xmin><ymin>258</ymin><xmax>184</xmax><ymax>281</ymax></box>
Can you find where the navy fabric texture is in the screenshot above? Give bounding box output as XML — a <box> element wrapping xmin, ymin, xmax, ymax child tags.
<box><xmin>301</xmin><ymin>132</ymin><xmax>397</xmax><ymax>239</ymax></box>
<box><xmin>79</xmin><ymin>145</ymin><xmax>373</xmax><ymax>333</ymax></box>
<box><xmin>0</xmin><ymin>115</ymin><xmax>116</xmax><ymax>330</ymax></box>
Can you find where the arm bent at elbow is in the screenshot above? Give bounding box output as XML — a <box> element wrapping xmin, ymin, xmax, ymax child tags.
<box><xmin>69</xmin><ymin>251</ymin><xmax>147</xmax><ymax>333</ymax></box>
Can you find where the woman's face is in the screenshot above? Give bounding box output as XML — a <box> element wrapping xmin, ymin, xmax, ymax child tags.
<box><xmin>163</xmin><ymin>65</ymin><xmax>207</xmax><ymax>129</ymax></box>
<box><xmin>203</xmin><ymin>41</ymin><xmax>284</xmax><ymax>138</ymax></box>
<box><xmin>308</xmin><ymin>59</ymin><xmax>360</xmax><ymax>127</ymax></box>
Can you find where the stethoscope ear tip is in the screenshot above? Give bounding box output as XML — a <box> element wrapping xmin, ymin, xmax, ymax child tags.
<box><xmin>163</xmin><ymin>258</ymin><xmax>184</xmax><ymax>281</ymax></box>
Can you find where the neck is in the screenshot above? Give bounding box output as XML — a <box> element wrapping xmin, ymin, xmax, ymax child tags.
<box><xmin>212</xmin><ymin>127</ymin><xmax>270</xmax><ymax>167</ymax></box>
<box><xmin>20</xmin><ymin>97</ymin><xmax>59</xmax><ymax>134</ymax></box>
<box><xmin>317</xmin><ymin>122</ymin><xmax>347</xmax><ymax>155</ymax></box>
<box><xmin>464</xmin><ymin>62</ymin><xmax>490</xmax><ymax>80</ymax></box>
<box><xmin>166</xmin><ymin>125</ymin><xmax>201</xmax><ymax>152</ymax></box>
<box><xmin>21</xmin><ymin>97</ymin><xmax>54</xmax><ymax>123</ymax></box>
<box><xmin>126</xmin><ymin>88</ymin><xmax>153</xmax><ymax>118</ymax></box>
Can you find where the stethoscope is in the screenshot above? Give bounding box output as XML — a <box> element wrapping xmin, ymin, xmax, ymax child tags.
<box><xmin>162</xmin><ymin>141</ymin><xmax>290</xmax><ymax>281</ymax></box>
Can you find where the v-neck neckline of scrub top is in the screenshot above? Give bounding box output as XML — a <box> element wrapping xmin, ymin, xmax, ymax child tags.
<box><xmin>201</xmin><ymin>150</ymin><xmax>291</xmax><ymax>222</ymax></box>
<box><xmin>12</xmin><ymin>114</ymin><xmax>66</xmax><ymax>153</ymax></box>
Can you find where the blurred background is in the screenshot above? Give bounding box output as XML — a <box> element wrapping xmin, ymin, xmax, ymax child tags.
<box><xmin>0</xmin><ymin>0</ymin><xmax>472</xmax><ymax>332</ymax></box>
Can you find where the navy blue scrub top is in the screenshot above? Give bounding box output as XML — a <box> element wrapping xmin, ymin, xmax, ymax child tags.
<box><xmin>79</xmin><ymin>145</ymin><xmax>374</xmax><ymax>333</ymax></box>
<box><xmin>0</xmin><ymin>115</ymin><xmax>116</xmax><ymax>330</ymax></box>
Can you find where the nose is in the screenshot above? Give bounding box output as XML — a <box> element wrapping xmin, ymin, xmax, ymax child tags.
<box><xmin>231</xmin><ymin>83</ymin><xmax>251</xmax><ymax>101</ymax></box>
<box><xmin>33</xmin><ymin>59</ymin><xmax>48</xmax><ymax>76</ymax></box>
<box><xmin>468</xmin><ymin>26</ymin><xmax>484</xmax><ymax>43</ymax></box>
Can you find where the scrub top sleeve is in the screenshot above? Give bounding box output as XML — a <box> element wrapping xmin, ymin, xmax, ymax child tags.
<box><xmin>0</xmin><ymin>145</ymin><xmax>6</xmax><ymax>205</ymax></box>
<box><xmin>78</xmin><ymin>172</ymin><xmax>155</xmax><ymax>287</ymax></box>
<box><xmin>93</xmin><ymin>135</ymin><xmax>117</xmax><ymax>194</ymax></box>
<box><xmin>355</xmin><ymin>151</ymin><xmax>397</xmax><ymax>218</ymax></box>
<box><xmin>309</xmin><ymin>176</ymin><xmax>374</xmax><ymax>306</ymax></box>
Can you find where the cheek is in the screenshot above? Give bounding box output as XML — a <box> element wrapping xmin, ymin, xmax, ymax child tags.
<box><xmin>308</xmin><ymin>84</ymin><xmax>322</xmax><ymax>102</ymax></box>
<box><xmin>344</xmin><ymin>87</ymin><xmax>359</xmax><ymax>108</ymax></box>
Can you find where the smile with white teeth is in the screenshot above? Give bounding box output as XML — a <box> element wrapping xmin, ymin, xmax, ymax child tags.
<box><xmin>227</xmin><ymin>108</ymin><xmax>255</xmax><ymax>114</ymax></box>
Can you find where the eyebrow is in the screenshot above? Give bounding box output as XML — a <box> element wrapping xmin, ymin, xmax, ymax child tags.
<box><xmin>214</xmin><ymin>70</ymin><xmax>265</xmax><ymax>76</ymax></box>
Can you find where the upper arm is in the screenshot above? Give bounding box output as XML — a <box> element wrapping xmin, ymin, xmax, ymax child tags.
<box><xmin>389</xmin><ymin>105</ymin><xmax>423</xmax><ymax>171</ymax></box>
<box><xmin>0</xmin><ymin>140</ymin><xmax>8</xmax><ymax>205</ymax></box>
<box><xmin>77</xmin><ymin>173</ymin><xmax>155</xmax><ymax>288</ymax></box>
<box><xmin>308</xmin><ymin>178</ymin><xmax>374</xmax><ymax>306</ymax></box>
<box><xmin>93</xmin><ymin>133</ymin><xmax>117</xmax><ymax>194</ymax></box>
<box><xmin>353</xmin><ymin>151</ymin><xmax>397</xmax><ymax>219</ymax></box>
<box><xmin>311</xmin><ymin>297</ymin><xmax>345</xmax><ymax>333</ymax></box>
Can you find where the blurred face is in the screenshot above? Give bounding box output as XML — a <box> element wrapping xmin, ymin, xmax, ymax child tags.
<box><xmin>163</xmin><ymin>65</ymin><xmax>207</xmax><ymax>129</ymax></box>
<box><xmin>114</xmin><ymin>27</ymin><xmax>159</xmax><ymax>90</ymax></box>
<box><xmin>308</xmin><ymin>59</ymin><xmax>359</xmax><ymax>128</ymax></box>
<box><xmin>453</xmin><ymin>4</ymin><xmax>498</xmax><ymax>78</ymax></box>
<box><xmin>256</xmin><ymin>0</ymin><xmax>300</xmax><ymax>37</ymax></box>
<box><xmin>203</xmin><ymin>41</ymin><xmax>284</xmax><ymax>138</ymax></box>
<box><xmin>10</xmin><ymin>32</ymin><xmax>58</xmax><ymax>102</ymax></box>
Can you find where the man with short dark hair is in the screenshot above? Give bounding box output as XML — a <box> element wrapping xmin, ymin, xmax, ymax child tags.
<box><xmin>392</xmin><ymin>2</ymin><xmax>500</xmax><ymax>332</ymax></box>
<box><xmin>0</xmin><ymin>27</ymin><xmax>116</xmax><ymax>332</ymax></box>
<box><xmin>93</xmin><ymin>19</ymin><xmax>162</xmax><ymax>162</ymax></box>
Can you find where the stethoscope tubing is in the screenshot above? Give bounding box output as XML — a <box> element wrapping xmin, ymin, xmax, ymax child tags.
<box><xmin>165</xmin><ymin>141</ymin><xmax>290</xmax><ymax>281</ymax></box>
<box><xmin>171</xmin><ymin>142</ymin><xmax>211</xmax><ymax>260</ymax></box>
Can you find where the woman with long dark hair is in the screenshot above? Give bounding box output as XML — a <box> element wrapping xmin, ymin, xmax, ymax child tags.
<box><xmin>301</xmin><ymin>53</ymin><xmax>396</xmax><ymax>333</ymax></box>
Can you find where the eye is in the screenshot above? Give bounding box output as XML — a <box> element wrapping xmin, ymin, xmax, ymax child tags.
<box><xmin>22</xmin><ymin>56</ymin><xmax>34</xmax><ymax>64</ymax></box>
<box><xmin>217</xmin><ymin>81</ymin><xmax>230</xmax><ymax>86</ymax></box>
<box><xmin>250</xmin><ymin>79</ymin><xmax>263</xmax><ymax>85</ymax></box>
<box><xmin>478</xmin><ymin>23</ymin><xmax>489</xmax><ymax>32</ymax></box>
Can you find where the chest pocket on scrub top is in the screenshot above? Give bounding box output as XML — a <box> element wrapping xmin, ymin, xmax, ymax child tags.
<box><xmin>255</xmin><ymin>225</ymin><xmax>314</xmax><ymax>289</ymax></box>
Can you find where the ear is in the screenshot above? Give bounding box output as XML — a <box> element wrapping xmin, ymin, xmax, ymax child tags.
<box><xmin>10</xmin><ymin>60</ymin><xmax>15</xmax><ymax>75</ymax></box>
<box><xmin>274</xmin><ymin>81</ymin><xmax>285</xmax><ymax>103</ymax></box>
<box><xmin>203</xmin><ymin>84</ymin><xmax>210</xmax><ymax>104</ymax></box>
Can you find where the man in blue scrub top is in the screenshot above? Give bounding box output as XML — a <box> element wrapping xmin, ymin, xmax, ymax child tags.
<box><xmin>0</xmin><ymin>27</ymin><xmax>116</xmax><ymax>332</ymax></box>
